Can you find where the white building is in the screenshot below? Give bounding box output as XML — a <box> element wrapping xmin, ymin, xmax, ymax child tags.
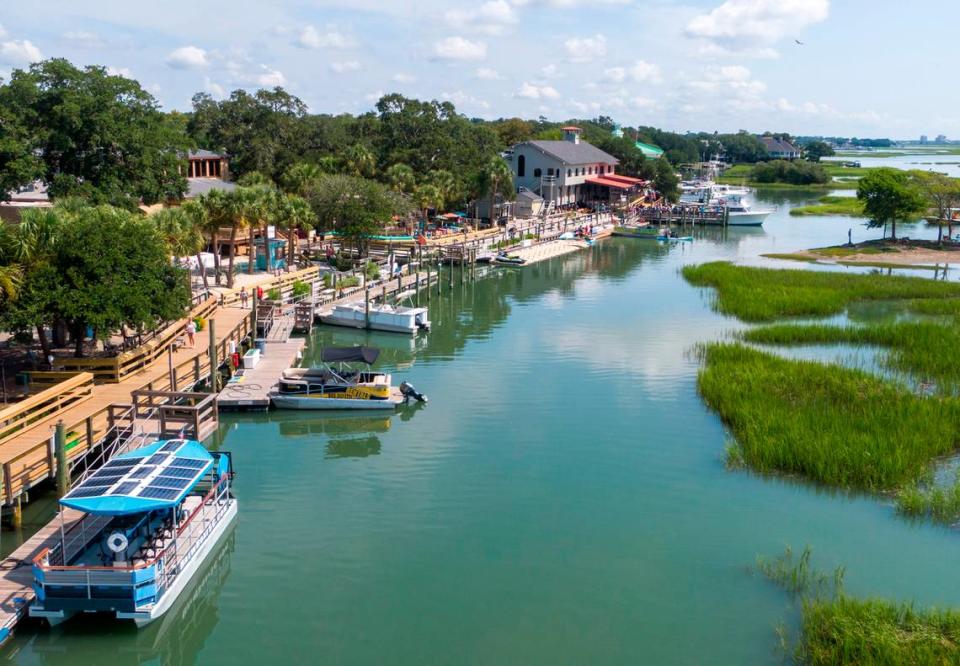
<box><xmin>504</xmin><ymin>127</ymin><xmax>644</xmax><ymax>208</ymax></box>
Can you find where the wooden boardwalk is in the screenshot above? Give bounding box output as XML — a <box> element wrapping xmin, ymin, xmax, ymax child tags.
<box><xmin>0</xmin><ymin>307</ymin><xmax>251</xmax><ymax>504</ymax></box>
<box><xmin>217</xmin><ymin>339</ymin><xmax>305</xmax><ymax>411</ymax></box>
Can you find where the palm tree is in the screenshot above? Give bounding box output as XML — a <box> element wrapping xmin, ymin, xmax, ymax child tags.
<box><xmin>152</xmin><ymin>209</ymin><xmax>205</xmax><ymax>290</ymax></box>
<box><xmin>278</xmin><ymin>195</ymin><xmax>316</xmax><ymax>267</ymax></box>
<box><xmin>385</xmin><ymin>164</ymin><xmax>416</xmax><ymax>195</ymax></box>
<box><xmin>198</xmin><ymin>189</ymin><xmax>232</xmax><ymax>285</ymax></box>
<box><xmin>413</xmin><ymin>183</ymin><xmax>442</xmax><ymax>234</ymax></box>
<box><xmin>479</xmin><ymin>156</ymin><xmax>515</xmax><ymax>224</ymax></box>
<box><xmin>281</xmin><ymin>162</ymin><xmax>323</xmax><ymax>196</ymax></box>
<box><xmin>343</xmin><ymin>144</ymin><xmax>376</xmax><ymax>178</ymax></box>
<box><xmin>426</xmin><ymin>169</ymin><xmax>458</xmax><ymax>213</ymax></box>
<box><xmin>224</xmin><ymin>188</ymin><xmax>259</xmax><ymax>286</ymax></box>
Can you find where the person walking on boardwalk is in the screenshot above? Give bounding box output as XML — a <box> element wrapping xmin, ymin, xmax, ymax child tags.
<box><xmin>185</xmin><ymin>319</ymin><xmax>197</xmax><ymax>348</ymax></box>
<box><xmin>240</xmin><ymin>286</ymin><xmax>249</xmax><ymax>308</ymax></box>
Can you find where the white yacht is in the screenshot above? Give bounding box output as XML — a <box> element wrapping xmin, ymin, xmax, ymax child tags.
<box><xmin>712</xmin><ymin>192</ymin><xmax>771</xmax><ymax>227</ymax></box>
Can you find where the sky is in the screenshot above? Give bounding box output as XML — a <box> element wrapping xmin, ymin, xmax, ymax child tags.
<box><xmin>0</xmin><ymin>0</ymin><xmax>955</xmax><ymax>138</ymax></box>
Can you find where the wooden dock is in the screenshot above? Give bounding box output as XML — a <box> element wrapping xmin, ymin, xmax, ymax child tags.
<box><xmin>217</xmin><ymin>339</ymin><xmax>305</xmax><ymax>411</ymax></box>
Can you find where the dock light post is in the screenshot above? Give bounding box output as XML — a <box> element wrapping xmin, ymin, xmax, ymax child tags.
<box><xmin>208</xmin><ymin>319</ymin><xmax>217</xmax><ymax>393</ymax></box>
<box><xmin>55</xmin><ymin>420</ymin><xmax>68</xmax><ymax>498</ymax></box>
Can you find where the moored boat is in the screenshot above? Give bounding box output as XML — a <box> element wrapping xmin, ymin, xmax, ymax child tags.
<box><xmin>494</xmin><ymin>252</ymin><xmax>526</xmax><ymax>265</ymax></box>
<box><xmin>269</xmin><ymin>346</ymin><xmax>427</xmax><ymax>410</ymax></box>
<box><xmin>319</xmin><ymin>302</ymin><xmax>430</xmax><ymax>335</ymax></box>
<box><xmin>30</xmin><ymin>439</ymin><xmax>237</xmax><ymax>628</ymax></box>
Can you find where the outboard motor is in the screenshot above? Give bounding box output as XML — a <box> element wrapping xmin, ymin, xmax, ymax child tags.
<box><xmin>399</xmin><ymin>381</ymin><xmax>428</xmax><ymax>404</ymax></box>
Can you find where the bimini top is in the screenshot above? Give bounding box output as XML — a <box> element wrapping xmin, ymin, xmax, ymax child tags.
<box><xmin>321</xmin><ymin>346</ymin><xmax>380</xmax><ymax>365</ymax></box>
<box><xmin>61</xmin><ymin>440</ymin><xmax>214</xmax><ymax>516</ymax></box>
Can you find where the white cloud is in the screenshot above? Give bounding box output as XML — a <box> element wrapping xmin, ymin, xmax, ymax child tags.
<box><xmin>686</xmin><ymin>0</ymin><xmax>830</xmax><ymax>55</ymax></box>
<box><xmin>252</xmin><ymin>67</ymin><xmax>285</xmax><ymax>87</ymax></box>
<box><xmin>441</xmin><ymin>90</ymin><xmax>490</xmax><ymax>109</ymax></box>
<box><xmin>629</xmin><ymin>60</ymin><xmax>662</xmax><ymax>84</ymax></box>
<box><xmin>106</xmin><ymin>65</ymin><xmax>132</xmax><ymax>78</ymax></box>
<box><xmin>63</xmin><ymin>30</ymin><xmax>104</xmax><ymax>48</ymax></box>
<box><xmin>204</xmin><ymin>77</ymin><xmax>226</xmax><ymax>99</ymax></box>
<box><xmin>297</xmin><ymin>26</ymin><xmax>355</xmax><ymax>49</ymax></box>
<box><xmin>166</xmin><ymin>46</ymin><xmax>208</xmax><ymax>69</ymax></box>
<box><xmin>541</xmin><ymin>64</ymin><xmax>559</xmax><ymax>78</ymax></box>
<box><xmin>365</xmin><ymin>90</ymin><xmax>385</xmax><ymax>103</ymax></box>
<box><xmin>392</xmin><ymin>73</ymin><xmax>416</xmax><ymax>83</ymax></box>
<box><xmin>475</xmin><ymin>67</ymin><xmax>502</xmax><ymax>80</ymax></box>
<box><xmin>0</xmin><ymin>24</ymin><xmax>6</xmax><ymax>39</ymax></box>
<box><xmin>603</xmin><ymin>66</ymin><xmax>626</xmax><ymax>83</ymax></box>
<box><xmin>446</xmin><ymin>0</ymin><xmax>517</xmax><ymax>35</ymax></box>
<box><xmin>330</xmin><ymin>61</ymin><xmax>361</xmax><ymax>74</ymax></box>
<box><xmin>564</xmin><ymin>34</ymin><xmax>606</xmax><ymax>63</ymax></box>
<box><xmin>0</xmin><ymin>39</ymin><xmax>41</xmax><ymax>66</ymax></box>
<box><xmin>516</xmin><ymin>82</ymin><xmax>560</xmax><ymax>100</ymax></box>
<box><xmin>433</xmin><ymin>36</ymin><xmax>487</xmax><ymax>61</ymax></box>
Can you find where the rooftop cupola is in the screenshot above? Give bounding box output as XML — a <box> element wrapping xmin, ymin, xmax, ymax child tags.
<box><xmin>562</xmin><ymin>126</ymin><xmax>582</xmax><ymax>145</ymax></box>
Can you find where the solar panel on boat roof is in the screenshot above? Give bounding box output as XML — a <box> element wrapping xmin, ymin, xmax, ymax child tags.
<box><xmin>146</xmin><ymin>453</ymin><xmax>169</xmax><ymax>466</ymax></box>
<box><xmin>152</xmin><ymin>475</ymin><xmax>196</xmax><ymax>489</ymax></box>
<box><xmin>87</xmin><ymin>471</ymin><xmax>124</xmax><ymax>484</ymax></box>
<box><xmin>162</xmin><ymin>466</ymin><xmax>200</xmax><ymax>478</ymax></box>
<box><xmin>111</xmin><ymin>481</ymin><xmax>140</xmax><ymax>495</ymax></box>
<box><xmin>127</xmin><ymin>465</ymin><xmax>155</xmax><ymax>480</ymax></box>
<box><xmin>139</xmin><ymin>486</ymin><xmax>181</xmax><ymax>500</ymax></box>
<box><xmin>159</xmin><ymin>440</ymin><xmax>186</xmax><ymax>453</ymax></box>
<box><xmin>172</xmin><ymin>458</ymin><xmax>207</xmax><ymax>470</ymax></box>
<box><xmin>103</xmin><ymin>459</ymin><xmax>137</xmax><ymax>470</ymax></box>
<box><xmin>67</xmin><ymin>485</ymin><xmax>111</xmax><ymax>498</ymax></box>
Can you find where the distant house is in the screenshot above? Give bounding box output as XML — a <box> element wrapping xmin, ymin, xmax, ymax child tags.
<box><xmin>186</xmin><ymin>150</ymin><xmax>230</xmax><ymax>180</ymax></box>
<box><xmin>504</xmin><ymin>127</ymin><xmax>645</xmax><ymax>209</ymax></box>
<box><xmin>760</xmin><ymin>136</ymin><xmax>801</xmax><ymax>160</ymax></box>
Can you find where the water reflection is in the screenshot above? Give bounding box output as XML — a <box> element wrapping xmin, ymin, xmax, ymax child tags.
<box><xmin>326</xmin><ymin>435</ymin><xmax>381</xmax><ymax>459</ymax></box>
<box><xmin>15</xmin><ymin>529</ymin><xmax>236</xmax><ymax>666</ymax></box>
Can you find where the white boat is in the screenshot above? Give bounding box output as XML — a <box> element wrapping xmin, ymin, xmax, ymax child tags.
<box><xmin>269</xmin><ymin>346</ymin><xmax>427</xmax><ymax>410</ymax></box>
<box><xmin>319</xmin><ymin>302</ymin><xmax>430</xmax><ymax>335</ymax></box>
<box><xmin>30</xmin><ymin>439</ymin><xmax>237</xmax><ymax>628</ymax></box>
<box><xmin>714</xmin><ymin>192</ymin><xmax>771</xmax><ymax>227</ymax></box>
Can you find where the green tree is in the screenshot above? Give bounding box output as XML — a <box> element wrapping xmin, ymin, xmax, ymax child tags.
<box><xmin>275</xmin><ymin>194</ymin><xmax>316</xmax><ymax>266</ymax></box>
<box><xmin>342</xmin><ymin>144</ymin><xmax>377</xmax><ymax>178</ymax></box>
<box><xmin>152</xmin><ymin>206</ymin><xmax>207</xmax><ymax>289</ymax></box>
<box><xmin>197</xmin><ymin>189</ymin><xmax>232</xmax><ymax>285</ymax></box>
<box><xmin>413</xmin><ymin>183</ymin><xmax>442</xmax><ymax>230</ymax></box>
<box><xmin>803</xmin><ymin>141</ymin><xmax>835</xmax><ymax>162</ymax></box>
<box><xmin>910</xmin><ymin>171</ymin><xmax>960</xmax><ymax>243</ymax></box>
<box><xmin>491</xmin><ymin>118</ymin><xmax>533</xmax><ymax>147</ymax></box>
<box><xmin>0</xmin><ymin>59</ymin><xmax>190</xmax><ymax>206</ymax></box>
<box><xmin>857</xmin><ymin>168</ymin><xmax>927</xmax><ymax>240</ymax></box>
<box><xmin>281</xmin><ymin>162</ymin><xmax>323</xmax><ymax>196</ymax></box>
<box><xmin>425</xmin><ymin>169</ymin><xmax>458</xmax><ymax>211</ymax></box>
<box><xmin>384</xmin><ymin>163</ymin><xmax>416</xmax><ymax>195</ymax></box>
<box><xmin>475</xmin><ymin>156</ymin><xmax>515</xmax><ymax>223</ymax></box>
<box><xmin>653</xmin><ymin>159</ymin><xmax>681</xmax><ymax>203</ymax></box>
<box><xmin>305</xmin><ymin>175</ymin><xmax>409</xmax><ymax>256</ymax></box>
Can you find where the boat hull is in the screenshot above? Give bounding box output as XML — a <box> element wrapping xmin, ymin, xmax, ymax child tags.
<box><xmin>270</xmin><ymin>394</ymin><xmax>402</xmax><ymax>410</ymax></box>
<box><xmin>319</xmin><ymin>314</ymin><xmax>421</xmax><ymax>335</ymax></box>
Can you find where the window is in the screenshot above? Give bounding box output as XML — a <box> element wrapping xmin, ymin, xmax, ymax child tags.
<box><xmin>567</xmin><ymin>169</ymin><xmax>572</xmax><ymax>177</ymax></box>
<box><xmin>533</xmin><ymin>168</ymin><xmax>542</xmax><ymax>178</ymax></box>
<box><xmin>547</xmin><ymin>168</ymin><xmax>554</xmax><ymax>176</ymax></box>
<box><xmin>517</xmin><ymin>155</ymin><xmax>526</xmax><ymax>178</ymax></box>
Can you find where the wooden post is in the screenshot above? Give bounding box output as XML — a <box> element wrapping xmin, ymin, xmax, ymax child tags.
<box><xmin>167</xmin><ymin>344</ymin><xmax>175</xmax><ymax>392</ymax></box>
<box><xmin>208</xmin><ymin>318</ymin><xmax>217</xmax><ymax>393</ymax></box>
<box><xmin>55</xmin><ymin>420</ymin><xmax>68</xmax><ymax>497</ymax></box>
<box><xmin>426</xmin><ymin>264</ymin><xmax>431</xmax><ymax>302</ymax></box>
<box><xmin>364</xmin><ymin>286</ymin><xmax>371</xmax><ymax>329</ymax></box>
<box><xmin>12</xmin><ymin>495</ymin><xmax>21</xmax><ymax>529</ymax></box>
<box><xmin>251</xmin><ymin>288</ymin><xmax>259</xmax><ymax>338</ymax></box>
<box><xmin>85</xmin><ymin>416</ymin><xmax>94</xmax><ymax>452</ymax></box>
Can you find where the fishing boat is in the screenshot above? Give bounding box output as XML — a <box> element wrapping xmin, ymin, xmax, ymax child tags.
<box><xmin>319</xmin><ymin>301</ymin><xmax>430</xmax><ymax>335</ymax></box>
<box><xmin>30</xmin><ymin>439</ymin><xmax>237</xmax><ymax>628</ymax></box>
<box><xmin>494</xmin><ymin>252</ymin><xmax>526</xmax><ymax>265</ymax></box>
<box><xmin>270</xmin><ymin>346</ymin><xmax>427</xmax><ymax>410</ymax></box>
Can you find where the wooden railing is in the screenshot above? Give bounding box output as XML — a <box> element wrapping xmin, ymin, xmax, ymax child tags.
<box><xmin>132</xmin><ymin>390</ymin><xmax>218</xmax><ymax>441</ymax></box>
<box><xmin>0</xmin><ymin>309</ymin><xmax>253</xmax><ymax>503</ymax></box>
<box><xmin>54</xmin><ymin>297</ymin><xmax>219</xmax><ymax>383</ymax></box>
<box><xmin>218</xmin><ymin>265</ymin><xmax>321</xmax><ymax>307</ymax></box>
<box><xmin>0</xmin><ymin>373</ymin><xmax>94</xmax><ymax>450</ymax></box>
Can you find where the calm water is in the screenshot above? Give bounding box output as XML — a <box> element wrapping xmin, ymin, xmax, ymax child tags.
<box><xmin>5</xmin><ymin>193</ymin><xmax>958</xmax><ymax>665</ymax></box>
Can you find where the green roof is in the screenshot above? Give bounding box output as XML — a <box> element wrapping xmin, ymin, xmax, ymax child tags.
<box><xmin>635</xmin><ymin>141</ymin><xmax>664</xmax><ymax>158</ymax></box>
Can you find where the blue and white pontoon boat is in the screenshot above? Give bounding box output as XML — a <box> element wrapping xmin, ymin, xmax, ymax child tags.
<box><xmin>30</xmin><ymin>439</ymin><xmax>237</xmax><ymax>627</ymax></box>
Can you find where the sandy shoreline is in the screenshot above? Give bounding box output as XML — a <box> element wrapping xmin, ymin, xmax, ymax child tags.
<box><xmin>766</xmin><ymin>244</ymin><xmax>960</xmax><ymax>268</ymax></box>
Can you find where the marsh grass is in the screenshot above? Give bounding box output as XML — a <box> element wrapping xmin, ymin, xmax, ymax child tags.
<box><xmin>790</xmin><ymin>196</ymin><xmax>866</xmax><ymax>217</ymax></box>
<box><xmin>757</xmin><ymin>546</ymin><xmax>960</xmax><ymax>664</ymax></box>
<box><xmin>682</xmin><ymin>262</ymin><xmax>960</xmax><ymax>322</ymax></box>
<box><xmin>698</xmin><ymin>344</ymin><xmax>960</xmax><ymax>490</ymax></box>
<box><xmin>739</xmin><ymin>321</ymin><xmax>960</xmax><ymax>393</ymax></box>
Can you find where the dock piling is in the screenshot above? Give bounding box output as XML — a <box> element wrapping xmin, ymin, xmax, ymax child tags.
<box><xmin>208</xmin><ymin>318</ymin><xmax>217</xmax><ymax>393</ymax></box>
<box><xmin>55</xmin><ymin>420</ymin><xmax>68</xmax><ymax>497</ymax></box>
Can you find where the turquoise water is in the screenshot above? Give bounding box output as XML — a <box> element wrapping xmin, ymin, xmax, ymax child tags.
<box><xmin>5</xmin><ymin>192</ymin><xmax>959</xmax><ymax>664</ymax></box>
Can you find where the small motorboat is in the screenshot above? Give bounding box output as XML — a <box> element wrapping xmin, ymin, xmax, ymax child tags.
<box><xmin>270</xmin><ymin>346</ymin><xmax>427</xmax><ymax>410</ymax></box>
<box><xmin>494</xmin><ymin>252</ymin><xmax>526</xmax><ymax>265</ymax></box>
<box><xmin>30</xmin><ymin>439</ymin><xmax>237</xmax><ymax>628</ymax></box>
<box><xmin>319</xmin><ymin>302</ymin><xmax>430</xmax><ymax>335</ymax></box>
<box><xmin>657</xmin><ymin>235</ymin><xmax>694</xmax><ymax>242</ymax></box>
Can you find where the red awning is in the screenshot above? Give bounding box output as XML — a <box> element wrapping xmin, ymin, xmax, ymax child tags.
<box><xmin>585</xmin><ymin>176</ymin><xmax>632</xmax><ymax>190</ymax></box>
<box><xmin>603</xmin><ymin>174</ymin><xmax>646</xmax><ymax>185</ymax></box>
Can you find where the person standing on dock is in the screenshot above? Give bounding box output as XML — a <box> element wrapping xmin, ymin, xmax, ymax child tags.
<box><xmin>185</xmin><ymin>319</ymin><xmax>197</xmax><ymax>348</ymax></box>
<box><xmin>240</xmin><ymin>286</ymin><xmax>249</xmax><ymax>308</ymax></box>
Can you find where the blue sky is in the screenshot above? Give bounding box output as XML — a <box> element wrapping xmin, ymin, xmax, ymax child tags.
<box><xmin>0</xmin><ymin>0</ymin><xmax>952</xmax><ymax>138</ymax></box>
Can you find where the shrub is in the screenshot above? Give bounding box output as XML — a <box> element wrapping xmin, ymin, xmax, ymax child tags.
<box><xmin>751</xmin><ymin>159</ymin><xmax>830</xmax><ymax>185</ymax></box>
<box><xmin>267</xmin><ymin>287</ymin><xmax>281</xmax><ymax>301</ymax></box>
<box><xmin>291</xmin><ymin>280</ymin><xmax>311</xmax><ymax>298</ymax></box>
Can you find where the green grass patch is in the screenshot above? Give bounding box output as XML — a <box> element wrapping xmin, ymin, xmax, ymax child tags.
<box><xmin>813</xmin><ymin>246</ymin><xmax>894</xmax><ymax>257</ymax></box>
<box><xmin>762</xmin><ymin>252</ymin><xmax>819</xmax><ymax>263</ymax></box>
<box><xmin>698</xmin><ymin>343</ymin><xmax>960</xmax><ymax>490</ymax></box>
<box><xmin>682</xmin><ymin>261</ymin><xmax>960</xmax><ymax>322</ymax></box>
<box><xmin>790</xmin><ymin>196</ymin><xmax>866</xmax><ymax>217</ymax></box>
<box><xmin>801</xmin><ymin>595</ymin><xmax>960</xmax><ymax>665</ymax></box>
<box><xmin>740</xmin><ymin>320</ymin><xmax>960</xmax><ymax>393</ymax></box>
<box><xmin>897</xmin><ymin>473</ymin><xmax>960</xmax><ymax>525</ymax></box>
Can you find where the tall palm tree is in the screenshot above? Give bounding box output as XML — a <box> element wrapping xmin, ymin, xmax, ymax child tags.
<box><xmin>343</xmin><ymin>144</ymin><xmax>376</xmax><ymax>178</ymax></box>
<box><xmin>480</xmin><ymin>156</ymin><xmax>515</xmax><ymax>224</ymax></box>
<box><xmin>224</xmin><ymin>188</ymin><xmax>259</xmax><ymax>286</ymax></box>
<box><xmin>413</xmin><ymin>183</ymin><xmax>442</xmax><ymax>234</ymax></box>
<box><xmin>276</xmin><ymin>194</ymin><xmax>317</xmax><ymax>267</ymax></box>
<box><xmin>281</xmin><ymin>162</ymin><xmax>323</xmax><ymax>196</ymax></box>
<box><xmin>152</xmin><ymin>208</ymin><xmax>205</xmax><ymax>284</ymax></box>
<box><xmin>198</xmin><ymin>189</ymin><xmax>231</xmax><ymax>285</ymax></box>
<box><xmin>385</xmin><ymin>163</ymin><xmax>416</xmax><ymax>195</ymax></box>
<box><xmin>426</xmin><ymin>169</ymin><xmax>458</xmax><ymax>213</ymax></box>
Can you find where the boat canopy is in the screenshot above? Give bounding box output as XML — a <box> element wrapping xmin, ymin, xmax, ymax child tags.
<box><xmin>60</xmin><ymin>440</ymin><xmax>214</xmax><ymax>516</ymax></box>
<box><xmin>321</xmin><ymin>346</ymin><xmax>380</xmax><ymax>364</ymax></box>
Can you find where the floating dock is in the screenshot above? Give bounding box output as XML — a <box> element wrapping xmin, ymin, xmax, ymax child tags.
<box><xmin>217</xmin><ymin>339</ymin><xmax>305</xmax><ymax>411</ymax></box>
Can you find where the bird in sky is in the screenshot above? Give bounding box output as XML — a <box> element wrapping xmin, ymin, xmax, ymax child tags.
<box><xmin>795</xmin><ymin>39</ymin><xmax>804</xmax><ymax>45</ymax></box>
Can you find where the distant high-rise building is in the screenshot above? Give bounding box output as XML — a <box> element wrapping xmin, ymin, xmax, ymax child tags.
<box><xmin>920</xmin><ymin>135</ymin><xmax>929</xmax><ymax>144</ymax></box>
<box><xmin>936</xmin><ymin>134</ymin><xmax>947</xmax><ymax>143</ymax></box>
